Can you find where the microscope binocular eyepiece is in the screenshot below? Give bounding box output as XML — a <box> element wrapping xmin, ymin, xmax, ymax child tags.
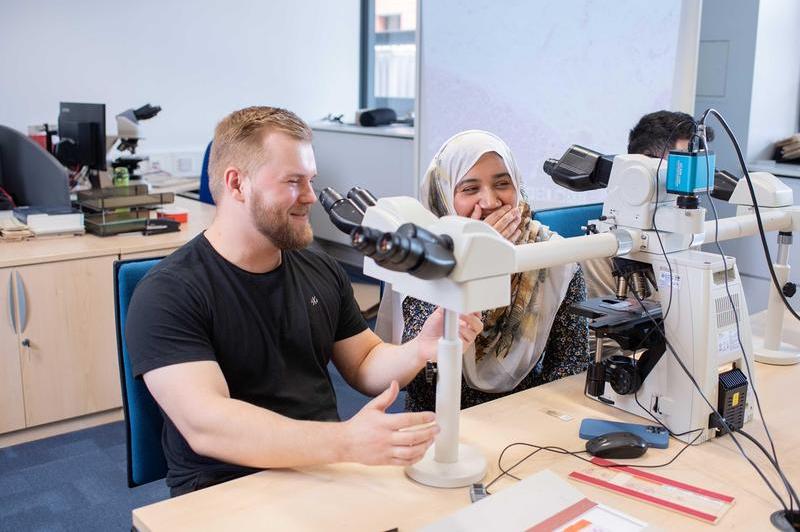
<box><xmin>351</xmin><ymin>225</ymin><xmax>383</xmax><ymax>256</ymax></box>
<box><xmin>347</xmin><ymin>186</ymin><xmax>377</xmax><ymax>213</ymax></box>
<box><xmin>319</xmin><ymin>186</ymin><xmax>369</xmax><ymax>234</ymax></box>
<box><xmin>321</xmin><ymin>186</ymin><xmax>457</xmax><ymax>280</ymax></box>
<box><xmin>350</xmin><ymin>223</ymin><xmax>456</xmax><ymax>280</ymax></box>
<box><xmin>319</xmin><ymin>187</ymin><xmax>345</xmax><ymax>213</ymax></box>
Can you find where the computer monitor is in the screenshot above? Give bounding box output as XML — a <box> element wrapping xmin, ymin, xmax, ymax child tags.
<box><xmin>56</xmin><ymin>102</ymin><xmax>107</xmax><ymax>186</ymax></box>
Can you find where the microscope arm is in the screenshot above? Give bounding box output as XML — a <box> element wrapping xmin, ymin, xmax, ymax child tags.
<box><xmin>513</xmin><ymin>230</ymin><xmax>627</xmax><ymax>273</ymax></box>
<box><xmin>701</xmin><ymin>209</ymin><xmax>794</xmax><ymax>244</ymax></box>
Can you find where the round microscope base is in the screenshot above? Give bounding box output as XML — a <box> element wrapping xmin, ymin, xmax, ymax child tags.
<box><xmin>754</xmin><ymin>342</ymin><xmax>800</xmax><ymax>366</ymax></box>
<box><xmin>405</xmin><ymin>444</ymin><xmax>487</xmax><ymax>488</ymax></box>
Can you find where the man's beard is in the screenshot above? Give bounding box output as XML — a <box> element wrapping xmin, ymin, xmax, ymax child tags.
<box><xmin>250</xmin><ymin>193</ymin><xmax>313</xmax><ymax>250</ymax></box>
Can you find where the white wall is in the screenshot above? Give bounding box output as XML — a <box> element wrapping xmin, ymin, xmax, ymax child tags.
<box><xmin>747</xmin><ymin>0</ymin><xmax>800</xmax><ymax>162</ymax></box>
<box><xmin>695</xmin><ymin>0</ymin><xmax>800</xmax><ymax>169</ymax></box>
<box><xmin>696</xmin><ymin>0</ymin><xmax>800</xmax><ymax>313</ymax></box>
<box><xmin>417</xmin><ymin>0</ymin><xmax>700</xmax><ymax>208</ymax></box>
<box><xmin>694</xmin><ymin>0</ymin><xmax>760</xmax><ymax>171</ymax></box>
<box><xmin>0</xmin><ymin>0</ymin><xmax>360</xmax><ymax>154</ymax></box>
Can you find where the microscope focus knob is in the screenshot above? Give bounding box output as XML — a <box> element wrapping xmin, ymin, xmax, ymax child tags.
<box><xmin>783</xmin><ymin>282</ymin><xmax>796</xmax><ymax>298</ymax></box>
<box><xmin>607</xmin><ymin>356</ymin><xmax>639</xmax><ymax>395</ymax></box>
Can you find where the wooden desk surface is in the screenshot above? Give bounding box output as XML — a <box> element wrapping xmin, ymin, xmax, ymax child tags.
<box><xmin>0</xmin><ymin>197</ymin><xmax>216</xmax><ymax>268</ymax></box>
<box><xmin>132</xmin><ymin>359</ymin><xmax>800</xmax><ymax>531</ymax></box>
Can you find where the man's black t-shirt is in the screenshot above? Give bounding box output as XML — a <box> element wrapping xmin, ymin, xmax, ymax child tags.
<box><xmin>126</xmin><ymin>234</ymin><xmax>367</xmax><ymax>496</ymax></box>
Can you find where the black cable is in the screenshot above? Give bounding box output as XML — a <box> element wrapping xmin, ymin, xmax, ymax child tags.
<box><xmin>738</xmin><ymin>427</ymin><xmax>800</xmax><ymax>508</ymax></box>
<box><xmin>648</xmin><ymin>119</ymin><xmax>697</xmax><ymax>325</ymax></box>
<box><xmin>701</xmin><ymin>136</ymin><xmax>780</xmax><ymax>459</ymax></box>
<box><xmin>699</xmin><ymin>108</ymin><xmax>800</xmax><ymax>322</ymax></box>
<box><xmin>700</xmin><ymin>126</ymin><xmax>798</xmax><ymax>510</ymax></box>
<box><xmin>485</xmin><ymin>431</ymin><xmax>703</xmax><ymax>495</ymax></box>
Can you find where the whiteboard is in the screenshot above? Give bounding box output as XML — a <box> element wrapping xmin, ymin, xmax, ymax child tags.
<box><xmin>417</xmin><ymin>0</ymin><xmax>701</xmax><ymax>207</ymax></box>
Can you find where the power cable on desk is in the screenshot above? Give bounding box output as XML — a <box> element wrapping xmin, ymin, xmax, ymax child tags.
<box><xmin>697</xmin><ymin>122</ymin><xmax>796</xmax><ymax>511</ymax></box>
<box><xmin>484</xmin><ymin>429</ymin><xmax>704</xmax><ymax>496</ymax></box>
<box><xmin>628</xmin><ymin>289</ymin><xmax>793</xmax><ymax>511</ymax></box>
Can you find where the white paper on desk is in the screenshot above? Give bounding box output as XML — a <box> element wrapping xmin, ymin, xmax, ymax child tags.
<box><xmin>420</xmin><ymin>470</ymin><xmax>650</xmax><ymax>532</ymax></box>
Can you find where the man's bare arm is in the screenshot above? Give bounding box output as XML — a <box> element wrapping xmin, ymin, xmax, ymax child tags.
<box><xmin>332</xmin><ymin>309</ymin><xmax>483</xmax><ymax>397</ymax></box>
<box><xmin>144</xmin><ymin>361</ymin><xmax>438</xmax><ymax>469</ymax></box>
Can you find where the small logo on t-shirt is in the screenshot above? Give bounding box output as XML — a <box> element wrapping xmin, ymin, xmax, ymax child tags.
<box><xmin>310</xmin><ymin>295</ymin><xmax>319</xmax><ymax>306</ymax></box>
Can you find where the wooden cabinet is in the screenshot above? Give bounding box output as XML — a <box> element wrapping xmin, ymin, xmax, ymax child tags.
<box><xmin>0</xmin><ymin>196</ymin><xmax>215</xmax><ymax>443</ymax></box>
<box><xmin>0</xmin><ymin>268</ymin><xmax>26</xmax><ymax>433</ymax></box>
<box><xmin>15</xmin><ymin>256</ymin><xmax>121</xmax><ymax>427</ymax></box>
<box><xmin>1</xmin><ymin>251</ymin><xmax>177</xmax><ymax>438</ymax></box>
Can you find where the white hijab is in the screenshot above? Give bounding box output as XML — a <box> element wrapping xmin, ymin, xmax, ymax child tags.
<box><xmin>376</xmin><ymin>130</ymin><xmax>577</xmax><ymax>392</ymax></box>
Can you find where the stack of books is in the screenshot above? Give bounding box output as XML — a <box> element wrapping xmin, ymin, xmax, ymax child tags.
<box><xmin>776</xmin><ymin>133</ymin><xmax>800</xmax><ymax>163</ymax></box>
<box><xmin>12</xmin><ymin>206</ymin><xmax>84</xmax><ymax>236</ymax></box>
<box><xmin>0</xmin><ymin>211</ymin><xmax>33</xmax><ymax>241</ymax></box>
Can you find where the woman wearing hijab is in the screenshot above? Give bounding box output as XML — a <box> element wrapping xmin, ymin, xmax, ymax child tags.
<box><xmin>378</xmin><ymin>130</ymin><xmax>589</xmax><ymax>411</ymax></box>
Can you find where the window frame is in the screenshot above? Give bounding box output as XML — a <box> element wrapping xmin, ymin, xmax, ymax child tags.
<box><xmin>359</xmin><ymin>0</ymin><xmax>416</xmax><ymax>116</ymax></box>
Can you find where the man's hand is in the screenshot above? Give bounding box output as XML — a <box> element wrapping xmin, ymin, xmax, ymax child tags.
<box><xmin>471</xmin><ymin>204</ymin><xmax>522</xmax><ymax>242</ymax></box>
<box><xmin>415</xmin><ymin>307</ymin><xmax>483</xmax><ymax>363</ymax></box>
<box><xmin>341</xmin><ymin>381</ymin><xmax>439</xmax><ymax>466</ymax></box>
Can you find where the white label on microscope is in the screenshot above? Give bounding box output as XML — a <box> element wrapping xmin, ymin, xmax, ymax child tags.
<box><xmin>658</xmin><ymin>270</ymin><xmax>681</xmax><ymax>289</ymax></box>
<box><xmin>717</xmin><ymin>329</ymin><xmax>737</xmax><ymax>355</ymax></box>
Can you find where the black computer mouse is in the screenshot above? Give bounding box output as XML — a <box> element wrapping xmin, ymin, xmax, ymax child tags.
<box><xmin>585</xmin><ymin>431</ymin><xmax>648</xmax><ymax>459</ymax></box>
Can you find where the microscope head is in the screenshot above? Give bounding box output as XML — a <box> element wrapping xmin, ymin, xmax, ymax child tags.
<box><xmin>115</xmin><ymin>104</ymin><xmax>161</xmax><ymax>154</ymax></box>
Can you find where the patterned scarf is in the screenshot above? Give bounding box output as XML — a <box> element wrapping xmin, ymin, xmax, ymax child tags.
<box><xmin>473</xmin><ymin>200</ymin><xmax>546</xmax><ymax>361</ymax></box>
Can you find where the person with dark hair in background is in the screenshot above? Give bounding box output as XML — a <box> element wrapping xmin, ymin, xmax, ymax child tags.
<box><xmin>627</xmin><ymin>110</ymin><xmax>714</xmax><ymax>159</ymax></box>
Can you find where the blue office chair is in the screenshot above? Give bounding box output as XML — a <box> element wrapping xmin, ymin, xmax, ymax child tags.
<box><xmin>113</xmin><ymin>258</ymin><xmax>167</xmax><ymax>487</ymax></box>
<box><xmin>533</xmin><ymin>203</ymin><xmax>603</xmax><ymax>238</ymax></box>
<box><xmin>198</xmin><ymin>141</ymin><xmax>215</xmax><ymax>205</ymax></box>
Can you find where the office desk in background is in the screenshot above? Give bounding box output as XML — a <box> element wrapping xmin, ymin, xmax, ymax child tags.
<box><xmin>143</xmin><ymin>175</ymin><xmax>201</xmax><ymax>194</ymax></box>
<box><xmin>309</xmin><ymin>122</ymin><xmax>415</xmax><ymax>267</ymax></box>
<box><xmin>132</xmin><ymin>317</ymin><xmax>800</xmax><ymax>531</ymax></box>
<box><xmin>749</xmin><ymin>160</ymin><xmax>800</xmax><ymax>179</ymax></box>
<box><xmin>0</xmin><ymin>197</ymin><xmax>215</xmax><ymax>447</ymax></box>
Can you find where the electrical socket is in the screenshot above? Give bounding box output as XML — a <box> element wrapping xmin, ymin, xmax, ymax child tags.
<box><xmin>139</xmin><ymin>150</ymin><xmax>203</xmax><ymax>177</ymax></box>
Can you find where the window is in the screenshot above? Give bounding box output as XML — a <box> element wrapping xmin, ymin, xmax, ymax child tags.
<box><xmin>361</xmin><ymin>0</ymin><xmax>417</xmax><ymax>118</ymax></box>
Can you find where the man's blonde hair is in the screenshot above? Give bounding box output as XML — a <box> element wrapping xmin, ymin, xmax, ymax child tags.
<box><xmin>208</xmin><ymin>106</ymin><xmax>312</xmax><ymax>202</ymax></box>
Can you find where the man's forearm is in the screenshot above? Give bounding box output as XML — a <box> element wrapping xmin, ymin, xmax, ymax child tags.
<box><xmin>353</xmin><ymin>339</ymin><xmax>426</xmax><ymax>396</ymax></box>
<box><xmin>187</xmin><ymin>395</ymin><xmax>350</xmax><ymax>469</ymax></box>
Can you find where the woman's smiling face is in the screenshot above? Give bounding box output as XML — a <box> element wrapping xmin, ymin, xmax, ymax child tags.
<box><xmin>453</xmin><ymin>151</ymin><xmax>517</xmax><ymax>219</ymax></box>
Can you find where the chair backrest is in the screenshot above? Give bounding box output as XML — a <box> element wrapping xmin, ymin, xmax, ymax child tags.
<box><xmin>0</xmin><ymin>124</ymin><xmax>70</xmax><ymax>208</ymax></box>
<box><xmin>113</xmin><ymin>258</ymin><xmax>167</xmax><ymax>487</ymax></box>
<box><xmin>198</xmin><ymin>141</ymin><xmax>215</xmax><ymax>205</ymax></box>
<box><xmin>533</xmin><ymin>203</ymin><xmax>603</xmax><ymax>238</ymax></box>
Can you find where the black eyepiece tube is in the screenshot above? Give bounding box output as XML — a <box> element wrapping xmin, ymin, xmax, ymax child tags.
<box><xmin>347</xmin><ymin>186</ymin><xmax>378</xmax><ymax>212</ymax></box>
<box><xmin>319</xmin><ymin>187</ymin><xmax>364</xmax><ymax>234</ymax></box>
<box><xmin>319</xmin><ymin>187</ymin><xmax>344</xmax><ymax>213</ymax></box>
<box><xmin>544</xmin><ymin>145</ymin><xmax>614</xmax><ymax>192</ymax></box>
<box><xmin>350</xmin><ymin>226</ymin><xmax>383</xmax><ymax>257</ymax></box>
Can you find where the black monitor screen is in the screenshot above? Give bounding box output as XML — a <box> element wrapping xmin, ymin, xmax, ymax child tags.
<box><xmin>57</xmin><ymin>102</ymin><xmax>106</xmax><ymax>171</ymax></box>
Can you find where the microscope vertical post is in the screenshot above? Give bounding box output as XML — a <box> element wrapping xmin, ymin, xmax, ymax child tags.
<box><xmin>405</xmin><ymin>308</ymin><xmax>487</xmax><ymax>487</ymax></box>
<box><xmin>754</xmin><ymin>232</ymin><xmax>800</xmax><ymax>365</ymax></box>
<box><xmin>434</xmin><ymin>309</ymin><xmax>462</xmax><ymax>463</ymax></box>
